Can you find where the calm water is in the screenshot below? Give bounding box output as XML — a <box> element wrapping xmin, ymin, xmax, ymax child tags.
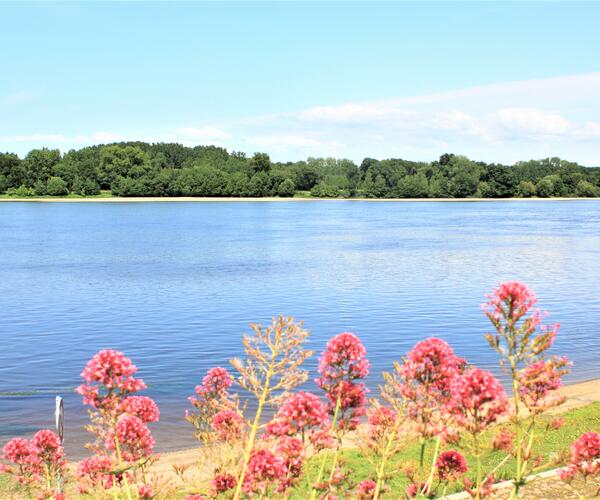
<box><xmin>1</xmin><ymin>200</ymin><xmax>599</xmax><ymax>457</ymax></box>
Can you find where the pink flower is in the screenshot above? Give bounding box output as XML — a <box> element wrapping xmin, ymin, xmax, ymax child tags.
<box><xmin>492</xmin><ymin>428</ymin><xmax>514</xmax><ymax>452</ymax></box>
<box><xmin>404</xmin><ymin>338</ymin><xmax>465</xmax><ymax>392</ymax></box>
<box><xmin>446</xmin><ymin>368</ymin><xmax>509</xmax><ymax>434</ymax></box>
<box><xmin>307</xmin><ymin>428</ymin><xmax>336</xmax><ymax>451</ymax></box>
<box><xmin>2</xmin><ymin>438</ymin><xmax>41</xmax><ymax>468</ymax></box>
<box><xmin>485</xmin><ymin>281</ymin><xmax>537</xmax><ymax>321</ymax></box>
<box><xmin>316</xmin><ymin>333</ymin><xmax>369</xmax><ymax>432</ymax></box>
<box><xmin>571</xmin><ymin>432</ymin><xmax>600</xmax><ymax>464</ymax></box>
<box><xmin>80</xmin><ymin>349</ymin><xmax>143</xmax><ymax>387</ymax></box>
<box><xmin>276</xmin><ymin>436</ymin><xmax>304</xmax><ymax>478</ymax></box>
<box><xmin>138</xmin><ymin>484</ymin><xmax>154</xmax><ymax>499</ymax></box>
<box><xmin>367</xmin><ymin>406</ymin><xmax>398</xmax><ymax>441</ymax></box>
<box><xmin>76</xmin><ymin>456</ymin><xmax>115</xmax><ymax>490</ymax></box>
<box><xmin>32</xmin><ymin>430</ymin><xmax>64</xmax><ymax>466</ymax></box>
<box><xmin>243</xmin><ymin>449</ymin><xmax>288</xmax><ymax>495</ymax></box>
<box><xmin>518</xmin><ymin>357</ymin><xmax>570</xmax><ymax>411</ymax></box>
<box><xmin>197</xmin><ymin>367</ymin><xmax>233</xmax><ymax>397</ymax></box>
<box><xmin>355</xmin><ymin>479</ymin><xmax>377</xmax><ymax>499</ymax></box>
<box><xmin>395</xmin><ymin>338</ymin><xmax>464</xmax><ymax>438</ymax></box>
<box><xmin>406</xmin><ymin>481</ymin><xmax>434</xmax><ymax>498</ymax></box>
<box><xmin>184</xmin><ymin>495</ymin><xmax>207</xmax><ymax>500</ymax></box>
<box><xmin>211</xmin><ymin>410</ymin><xmax>244</xmax><ymax>442</ymax></box>
<box><xmin>107</xmin><ymin>415</ymin><xmax>155</xmax><ymax>461</ymax></box>
<box><xmin>265</xmin><ymin>392</ymin><xmax>328</xmax><ymax>437</ymax></box>
<box><xmin>557</xmin><ymin>465</ymin><xmax>577</xmax><ymax>482</ymax></box>
<box><xmin>435</xmin><ymin>450</ymin><xmax>468</xmax><ymax>480</ymax></box>
<box><xmin>317</xmin><ymin>332</ymin><xmax>370</xmax><ymax>384</ymax></box>
<box><xmin>550</xmin><ymin>417</ymin><xmax>565</xmax><ymax>430</ymax></box>
<box><xmin>119</xmin><ymin>396</ymin><xmax>160</xmax><ymax>423</ymax></box>
<box><xmin>76</xmin><ymin>350</ymin><xmax>146</xmax><ymax>409</ymax></box>
<box><xmin>211</xmin><ymin>471</ymin><xmax>237</xmax><ymax>494</ymax></box>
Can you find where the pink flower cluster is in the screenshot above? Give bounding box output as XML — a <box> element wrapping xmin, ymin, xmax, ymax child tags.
<box><xmin>485</xmin><ymin>281</ymin><xmax>537</xmax><ymax>321</ymax></box>
<box><xmin>107</xmin><ymin>414</ymin><xmax>155</xmax><ymax>462</ymax></box>
<box><xmin>243</xmin><ymin>449</ymin><xmax>288</xmax><ymax>495</ymax></box>
<box><xmin>435</xmin><ymin>450</ymin><xmax>468</xmax><ymax>481</ymax></box>
<box><xmin>76</xmin><ymin>455</ymin><xmax>116</xmax><ymax>492</ymax></box>
<box><xmin>188</xmin><ymin>366</ymin><xmax>234</xmax><ymax>410</ymax></box>
<box><xmin>211</xmin><ymin>471</ymin><xmax>237</xmax><ymax>495</ymax></box>
<box><xmin>316</xmin><ymin>332</ymin><xmax>369</xmax><ymax>430</ymax></box>
<box><xmin>446</xmin><ymin>367</ymin><xmax>509</xmax><ymax>434</ymax></box>
<box><xmin>266</xmin><ymin>392</ymin><xmax>328</xmax><ymax>437</ymax></box>
<box><xmin>518</xmin><ymin>357</ymin><xmax>570</xmax><ymax>411</ymax></box>
<box><xmin>367</xmin><ymin>406</ymin><xmax>398</xmax><ymax>441</ymax></box>
<box><xmin>1</xmin><ymin>430</ymin><xmax>65</xmax><ymax>487</ymax></box>
<box><xmin>397</xmin><ymin>338</ymin><xmax>464</xmax><ymax>438</ymax></box>
<box><xmin>211</xmin><ymin>409</ymin><xmax>244</xmax><ymax>442</ymax></box>
<box><xmin>558</xmin><ymin>432</ymin><xmax>600</xmax><ymax>482</ymax></box>
<box><xmin>355</xmin><ymin>479</ymin><xmax>377</xmax><ymax>499</ymax></box>
<box><xmin>119</xmin><ymin>395</ymin><xmax>160</xmax><ymax>423</ymax></box>
<box><xmin>276</xmin><ymin>436</ymin><xmax>304</xmax><ymax>478</ymax></box>
<box><xmin>76</xmin><ymin>349</ymin><xmax>147</xmax><ymax>410</ymax></box>
<box><xmin>403</xmin><ymin>338</ymin><xmax>465</xmax><ymax>392</ymax></box>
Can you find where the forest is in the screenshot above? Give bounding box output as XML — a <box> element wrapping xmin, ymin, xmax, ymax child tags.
<box><xmin>1</xmin><ymin>142</ymin><xmax>599</xmax><ymax>199</ymax></box>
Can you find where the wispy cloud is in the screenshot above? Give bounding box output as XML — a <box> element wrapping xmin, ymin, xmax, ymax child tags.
<box><xmin>2</xmin><ymin>73</ymin><xmax>600</xmax><ymax>165</ymax></box>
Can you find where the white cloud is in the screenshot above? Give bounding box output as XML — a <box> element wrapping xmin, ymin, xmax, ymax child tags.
<box><xmin>2</xmin><ymin>73</ymin><xmax>600</xmax><ymax>166</ymax></box>
<box><xmin>494</xmin><ymin>107</ymin><xmax>571</xmax><ymax>136</ymax></box>
<box><xmin>246</xmin><ymin>134</ymin><xmax>344</xmax><ymax>150</ymax></box>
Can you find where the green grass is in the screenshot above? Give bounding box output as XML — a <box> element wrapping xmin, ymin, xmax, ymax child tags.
<box><xmin>288</xmin><ymin>402</ymin><xmax>600</xmax><ymax>498</ymax></box>
<box><xmin>2</xmin><ymin>402</ymin><xmax>599</xmax><ymax>498</ymax></box>
<box><xmin>0</xmin><ymin>191</ymin><xmax>114</xmax><ymax>199</ymax></box>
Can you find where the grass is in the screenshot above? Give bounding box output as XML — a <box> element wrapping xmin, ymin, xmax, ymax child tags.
<box><xmin>0</xmin><ymin>191</ymin><xmax>114</xmax><ymax>199</ymax></box>
<box><xmin>289</xmin><ymin>402</ymin><xmax>600</xmax><ymax>498</ymax></box>
<box><xmin>2</xmin><ymin>402</ymin><xmax>599</xmax><ymax>498</ymax></box>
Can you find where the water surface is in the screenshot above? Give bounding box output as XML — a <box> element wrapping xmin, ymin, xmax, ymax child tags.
<box><xmin>1</xmin><ymin>200</ymin><xmax>599</xmax><ymax>457</ymax></box>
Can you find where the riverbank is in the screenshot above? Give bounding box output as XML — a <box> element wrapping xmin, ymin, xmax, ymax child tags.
<box><xmin>149</xmin><ymin>378</ymin><xmax>600</xmax><ymax>478</ymax></box>
<box><xmin>0</xmin><ymin>196</ymin><xmax>594</xmax><ymax>203</ymax></box>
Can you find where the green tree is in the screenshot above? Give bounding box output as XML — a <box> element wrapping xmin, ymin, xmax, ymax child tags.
<box><xmin>516</xmin><ymin>180</ymin><xmax>536</xmax><ymax>198</ymax></box>
<box><xmin>249</xmin><ymin>172</ymin><xmax>272</xmax><ymax>196</ymax></box>
<box><xmin>227</xmin><ymin>172</ymin><xmax>251</xmax><ymax>197</ymax></box>
<box><xmin>23</xmin><ymin>148</ymin><xmax>61</xmax><ymax>185</ymax></box>
<box><xmin>277</xmin><ymin>178</ymin><xmax>295</xmax><ymax>197</ymax></box>
<box><xmin>250</xmin><ymin>152</ymin><xmax>271</xmax><ymax>173</ymax></box>
<box><xmin>575</xmin><ymin>180</ymin><xmax>600</xmax><ymax>197</ymax></box>
<box><xmin>397</xmin><ymin>173</ymin><xmax>429</xmax><ymax>198</ymax></box>
<box><xmin>0</xmin><ymin>153</ymin><xmax>25</xmax><ymax>189</ymax></box>
<box><xmin>99</xmin><ymin>145</ymin><xmax>149</xmax><ymax>188</ymax></box>
<box><xmin>46</xmin><ymin>176</ymin><xmax>69</xmax><ymax>196</ymax></box>
<box><xmin>33</xmin><ymin>180</ymin><xmax>47</xmax><ymax>196</ymax></box>
<box><xmin>535</xmin><ymin>176</ymin><xmax>555</xmax><ymax>198</ymax></box>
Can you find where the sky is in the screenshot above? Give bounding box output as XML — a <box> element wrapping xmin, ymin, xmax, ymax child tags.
<box><xmin>1</xmin><ymin>2</ymin><xmax>599</xmax><ymax>166</ymax></box>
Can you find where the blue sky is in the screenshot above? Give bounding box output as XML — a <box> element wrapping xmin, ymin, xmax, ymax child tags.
<box><xmin>1</xmin><ymin>2</ymin><xmax>599</xmax><ymax>165</ymax></box>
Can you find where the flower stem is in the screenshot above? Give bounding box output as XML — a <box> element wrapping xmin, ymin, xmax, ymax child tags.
<box><xmin>423</xmin><ymin>436</ymin><xmax>441</xmax><ymax>494</ymax></box>
<box><xmin>232</xmin><ymin>364</ymin><xmax>274</xmax><ymax>500</ymax></box>
<box><xmin>310</xmin><ymin>388</ymin><xmax>342</xmax><ymax>500</ymax></box>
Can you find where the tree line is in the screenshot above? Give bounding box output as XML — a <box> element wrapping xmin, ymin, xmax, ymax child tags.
<box><xmin>1</xmin><ymin>142</ymin><xmax>599</xmax><ymax>198</ymax></box>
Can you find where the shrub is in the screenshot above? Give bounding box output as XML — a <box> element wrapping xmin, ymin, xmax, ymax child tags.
<box><xmin>46</xmin><ymin>176</ymin><xmax>68</xmax><ymax>196</ymax></box>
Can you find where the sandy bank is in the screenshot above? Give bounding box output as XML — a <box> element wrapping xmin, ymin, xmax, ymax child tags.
<box><xmin>0</xmin><ymin>196</ymin><xmax>594</xmax><ymax>203</ymax></box>
<box><xmin>149</xmin><ymin>378</ymin><xmax>600</xmax><ymax>478</ymax></box>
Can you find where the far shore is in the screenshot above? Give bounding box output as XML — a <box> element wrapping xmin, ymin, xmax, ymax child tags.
<box><xmin>0</xmin><ymin>196</ymin><xmax>596</xmax><ymax>203</ymax></box>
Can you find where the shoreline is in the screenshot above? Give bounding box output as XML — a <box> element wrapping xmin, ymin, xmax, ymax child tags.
<box><xmin>0</xmin><ymin>196</ymin><xmax>596</xmax><ymax>203</ymax></box>
<box><xmin>150</xmin><ymin>377</ymin><xmax>600</xmax><ymax>470</ymax></box>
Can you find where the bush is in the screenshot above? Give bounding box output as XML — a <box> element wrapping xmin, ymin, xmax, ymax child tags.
<box><xmin>45</xmin><ymin>176</ymin><xmax>68</xmax><ymax>196</ymax></box>
<box><xmin>6</xmin><ymin>185</ymin><xmax>35</xmax><ymax>197</ymax></box>
<box><xmin>516</xmin><ymin>180</ymin><xmax>537</xmax><ymax>198</ymax></box>
<box><xmin>575</xmin><ymin>180</ymin><xmax>600</xmax><ymax>197</ymax></box>
<box><xmin>277</xmin><ymin>178</ymin><xmax>296</xmax><ymax>197</ymax></box>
